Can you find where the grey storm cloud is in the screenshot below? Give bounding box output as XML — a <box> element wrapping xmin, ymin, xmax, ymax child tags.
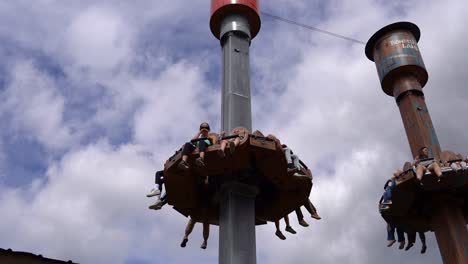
<box><xmin>0</xmin><ymin>0</ymin><xmax>466</xmax><ymax>264</ymax></box>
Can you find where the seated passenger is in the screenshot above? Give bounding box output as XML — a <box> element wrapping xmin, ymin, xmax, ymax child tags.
<box><xmin>282</xmin><ymin>145</ymin><xmax>303</xmax><ymax>176</ymax></box>
<box><xmin>448</xmin><ymin>153</ymin><xmax>467</xmax><ymax>171</ymax></box>
<box><xmin>386</xmin><ymin>224</ymin><xmax>405</xmax><ymax>248</ymax></box>
<box><xmin>148</xmin><ymin>170</ymin><xmax>168</xmax><ymax>210</ymax></box>
<box><xmin>178</xmin><ymin>123</ymin><xmax>212</xmax><ymax>170</ymax></box>
<box><xmin>295</xmin><ymin>198</ymin><xmax>321</xmax><ymax>227</ymax></box>
<box><xmin>180</xmin><ymin>218</ymin><xmax>210</xmax><ymax>250</ymax></box>
<box><xmin>274</xmin><ymin>215</ymin><xmax>296</xmax><ymax>240</ymax></box>
<box><xmin>382</xmin><ymin>172</ymin><xmax>399</xmax><ymax>205</ymax></box>
<box><xmin>217</xmin><ymin>128</ymin><xmax>245</xmax><ymax>158</ymax></box>
<box><xmin>414</xmin><ymin>146</ymin><xmax>443</xmax><ymax>183</ymax></box>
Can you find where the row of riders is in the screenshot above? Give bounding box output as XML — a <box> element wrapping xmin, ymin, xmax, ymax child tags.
<box><xmin>379</xmin><ymin>146</ymin><xmax>468</xmax><ymax>254</ymax></box>
<box><xmin>145</xmin><ymin>123</ymin><xmax>321</xmax><ymax>249</ymax></box>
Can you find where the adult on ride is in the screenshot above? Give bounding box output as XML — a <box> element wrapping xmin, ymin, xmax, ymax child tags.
<box><xmin>414</xmin><ymin>146</ymin><xmax>443</xmax><ymax>183</ymax></box>
<box><xmin>179</xmin><ymin>123</ymin><xmax>212</xmax><ymax>170</ymax></box>
<box><xmin>217</xmin><ymin>127</ymin><xmax>246</xmax><ymax>158</ymax></box>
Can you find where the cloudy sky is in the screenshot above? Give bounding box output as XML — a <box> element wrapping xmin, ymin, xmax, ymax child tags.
<box><xmin>0</xmin><ymin>0</ymin><xmax>466</xmax><ymax>263</ymax></box>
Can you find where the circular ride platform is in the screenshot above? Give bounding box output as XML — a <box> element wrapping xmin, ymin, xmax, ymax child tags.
<box><xmin>162</xmin><ymin>129</ymin><xmax>313</xmax><ymax>225</ymax></box>
<box><xmin>380</xmin><ymin>150</ymin><xmax>468</xmax><ymax>232</ymax></box>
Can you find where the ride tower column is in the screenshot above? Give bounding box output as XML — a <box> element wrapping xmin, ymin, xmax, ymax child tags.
<box><xmin>366</xmin><ymin>22</ymin><xmax>468</xmax><ymax>264</ymax></box>
<box><xmin>210</xmin><ymin>1</ymin><xmax>261</xmax><ymax>264</ymax></box>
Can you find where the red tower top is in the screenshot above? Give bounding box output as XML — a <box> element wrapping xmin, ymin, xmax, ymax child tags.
<box><xmin>210</xmin><ymin>0</ymin><xmax>261</xmax><ymax>40</ymax></box>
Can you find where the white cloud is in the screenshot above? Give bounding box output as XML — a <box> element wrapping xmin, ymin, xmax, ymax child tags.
<box><xmin>1</xmin><ymin>61</ymin><xmax>74</xmax><ymax>150</ymax></box>
<box><xmin>0</xmin><ymin>0</ymin><xmax>466</xmax><ymax>263</ymax></box>
<box><xmin>0</xmin><ymin>142</ymin><xmax>156</xmax><ymax>263</ymax></box>
<box><xmin>65</xmin><ymin>6</ymin><xmax>132</xmax><ymax>72</ymax></box>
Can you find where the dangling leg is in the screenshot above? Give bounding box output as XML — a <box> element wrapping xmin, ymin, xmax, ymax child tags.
<box><xmin>430</xmin><ymin>162</ymin><xmax>443</xmax><ymax>181</ymax></box>
<box><xmin>304</xmin><ymin>199</ymin><xmax>321</xmax><ymax>220</ymax></box>
<box><xmin>397</xmin><ymin>228</ymin><xmax>405</xmax><ymax>249</ymax></box>
<box><xmin>416</xmin><ymin>165</ymin><xmax>425</xmax><ymax>182</ymax></box>
<box><xmin>233</xmin><ymin>136</ymin><xmax>241</xmax><ymax>146</ymax></box>
<box><xmin>284</xmin><ymin>215</ymin><xmax>296</xmax><ymax>234</ymax></box>
<box><xmin>218</xmin><ymin>140</ymin><xmax>227</xmax><ymax>158</ymax></box>
<box><xmin>201</xmin><ymin>223</ymin><xmax>209</xmax><ymax>249</ymax></box>
<box><xmin>296</xmin><ymin>208</ymin><xmax>308</xmax><ymax>227</ymax></box>
<box><xmin>228</xmin><ymin>139</ymin><xmax>236</xmax><ymax>154</ymax></box>
<box><xmin>181</xmin><ymin>218</ymin><xmax>196</xmax><ymax>248</ymax></box>
<box><xmin>274</xmin><ymin>220</ymin><xmax>286</xmax><ymax>240</ymax></box>
<box><xmin>419</xmin><ymin>232</ymin><xmax>427</xmax><ymax>254</ymax></box>
<box><xmin>179</xmin><ymin>143</ymin><xmax>196</xmax><ymax>170</ymax></box>
<box><xmin>387</xmin><ymin>224</ymin><xmax>396</xmax><ymax>247</ymax></box>
<box><xmin>196</xmin><ymin>140</ymin><xmax>208</xmax><ymax>167</ymax></box>
<box><xmin>405</xmin><ymin>231</ymin><xmax>416</xmax><ymax>251</ymax></box>
<box><xmin>228</xmin><ymin>137</ymin><xmax>240</xmax><ymax>154</ymax></box>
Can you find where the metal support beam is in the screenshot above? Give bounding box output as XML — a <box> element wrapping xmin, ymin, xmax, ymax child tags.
<box><xmin>219</xmin><ymin>183</ymin><xmax>258</xmax><ymax>264</ymax></box>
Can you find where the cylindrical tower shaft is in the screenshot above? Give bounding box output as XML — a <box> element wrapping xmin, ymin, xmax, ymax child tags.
<box><xmin>394</xmin><ymin>74</ymin><xmax>441</xmax><ymax>159</ymax></box>
<box><xmin>221</xmin><ymin>14</ymin><xmax>252</xmax><ymax>132</ymax></box>
<box><xmin>366</xmin><ymin>22</ymin><xmax>468</xmax><ymax>264</ymax></box>
<box><xmin>210</xmin><ymin>1</ymin><xmax>261</xmax><ymax>264</ymax></box>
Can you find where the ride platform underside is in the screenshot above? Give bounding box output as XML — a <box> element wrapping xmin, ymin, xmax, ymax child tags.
<box><xmin>382</xmin><ymin>150</ymin><xmax>468</xmax><ymax>232</ymax></box>
<box><xmin>163</xmin><ymin>130</ymin><xmax>313</xmax><ymax>225</ymax></box>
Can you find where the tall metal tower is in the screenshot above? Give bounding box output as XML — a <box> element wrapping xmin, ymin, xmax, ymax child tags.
<box><xmin>366</xmin><ymin>22</ymin><xmax>468</xmax><ymax>263</ymax></box>
<box><xmin>210</xmin><ymin>1</ymin><xmax>261</xmax><ymax>263</ymax></box>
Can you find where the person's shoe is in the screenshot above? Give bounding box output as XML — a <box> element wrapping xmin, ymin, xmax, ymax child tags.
<box><xmin>379</xmin><ymin>205</ymin><xmax>390</xmax><ymax>211</ymax></box>
<box><xmin>398</xmin><ymin>241</ymin><xmax>405</xmax><ymax>250</ymax></box>
<box><xmin>405</xmin><ymin>243</ymin><xmax>414</xmax><ymax>251</ymax></box>
<box><xmin>178</xmin><ymin>160</ymin><xmax>189</xmax><ymax>170</ymax></box>
<box><xmin>229</xmin><ymin>141</ymin><xmax>236</xmax><ymax>154</ymax></box>
<box><xmin>180</xmin><ymin>238</ymin><xmax>188</xmax><ymax>248</ymax></box>
<box><xmin>149</xmin><ymin>200</ymin><xmax>163</xmax><ymax>210</ymax></box>
<box><xmin>293</xmin><ymin>172</ymin><xmax>306</xmax><ymax>177</ymax></box>
<box><xmin>195</xmin><ymin>157</ymin><xmax>205</xmax><ymax>167</ymax></box>
<box><xmin>146</xmin><ymin>188</ymin><xmax>161</xmax><ymax>198</ymax></box>
<box><xmin>200</xmin><ymin>241</ymin><xmax>207</xmax><ymax>249</ymax></box>
<box><xmin>285</xmin><ymin>226</ymin><xmax>296</xmax><ymax>234</ymax></box>
<box><xmin>217</xmin><ymin>149</ymin><xmax>226</xmax><ymax>158</ymax></box>
<box><xmin>382</xmin><ymin>200</ymin><xmax>392</xmax><ymax>205</ymax></box>
<box><xmin>298</xmin><ymin>219</ymin><xmax>309</xmax><ymax>227</ymax></box>
<box><xmin>311</xmin><ymin>213</ymin><xmax>322</xmax><ymax>220</ymax></box>
<box><xmin>275</xmin><ymin>230</ymin><xmax>286</xmax><ymax>240</ymax></box>
<box><xmin>387</xmin><ymin>240</ymin><xmax>396</xmax><ymax>247</ymax></box>
<box><xmin>421</xmin><ymin>244</ymin><xmax>427</xmax><ymax>254</ymax></box>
